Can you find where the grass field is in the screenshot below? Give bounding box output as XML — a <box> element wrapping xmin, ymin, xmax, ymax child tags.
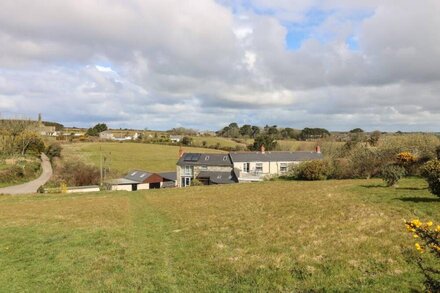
<box><xmin>0</xmin><ymin>178</ymin><xmax>438</xmax><ymax>291</ymax></box>
<box><xmin>62</xmin><ymin>142</ymin><xmax>226</xmax><ymax>174</ymax></box>
<box><xmin>190</xmin><ymin>136</ymin><xmax>248</xmax><ymax>149</ymax></box>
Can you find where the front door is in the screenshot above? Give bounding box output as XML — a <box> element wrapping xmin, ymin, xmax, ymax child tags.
<box><xmin>243</xmin><ymin>162</ymin><xmax>250</xmax><ymax>173</ymax></box>
<box><xmin>132</xmin><ymin>184</ymin><xmax>138</xmax><ymax>191</ymax></box>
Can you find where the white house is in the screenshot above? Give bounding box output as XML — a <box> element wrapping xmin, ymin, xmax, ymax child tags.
<box><xmin>176</xmin><ymin>146</ymin><xmax>323</xmax><ymax>186</ymax></box>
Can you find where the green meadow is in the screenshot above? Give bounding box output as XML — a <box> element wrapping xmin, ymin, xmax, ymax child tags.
<box><xmin>0</xmin><ymin>178</ymin><xmax>438</xmax><ymax>291</ymax></box>
<box><xmin>62</xmin><ymin>142</ymin><xmax>226</xmax><ymax>174</ymax></box>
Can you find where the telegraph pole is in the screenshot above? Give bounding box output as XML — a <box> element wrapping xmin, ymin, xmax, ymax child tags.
<box><xmin>100</xmin><ymin>146</ymin><xmax>103</xmax><ymax>186</ymax></box>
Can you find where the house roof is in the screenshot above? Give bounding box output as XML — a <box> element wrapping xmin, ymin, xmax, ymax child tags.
<box><xmin>124</xmin><ymin>170</ymin><xmax>153</xmax><ymax>183</ymax></box>
<box><xmin>229</xmin><ymin>151</ymin><xmax>323</xmax><ymax>162</ymax></box>
<box><xmin>157</xmin><ymin>172</ymin><xmax>177</xmax><ymax>182</ymax></box>
<box><xmin>197</xmin><ymin>170</ymin><xmax>238</xmax><ymax>184</ymax></box>
<box><xmin>177</xmin><ymin>153</ymin><xmax>232</xmax><ymax>166</ymax></box>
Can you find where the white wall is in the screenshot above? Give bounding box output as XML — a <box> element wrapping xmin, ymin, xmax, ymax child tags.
<box><xmin>111</xmin><ymin>185</ymin><xmax>133</xmax><ymax>191</ymax></box>
<box><xmin>138</xmin><ymin>183</ymin><xmax>150</xmax><ymax>190</ymax></box>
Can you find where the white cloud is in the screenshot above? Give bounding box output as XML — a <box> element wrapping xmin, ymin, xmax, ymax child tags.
<box><xmin>0</xmin><ymin>0</ymin><xmax>439</xmax><ymax>131</ymax></box>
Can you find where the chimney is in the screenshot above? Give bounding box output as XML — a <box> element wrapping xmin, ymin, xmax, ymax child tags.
<box><xmin>260</xmin><ymin>144</ymin><xmax>265</xmax><ymax>154</ymax></box>
<box><xmin>315</xmin><ymin>145</ymin><xmax>321</xmax><ymax>153</ymax></box>
<box><xmin>178</xmin><ymin>146</ymin><xmax>184</xmax><ymax>158</ymax></box>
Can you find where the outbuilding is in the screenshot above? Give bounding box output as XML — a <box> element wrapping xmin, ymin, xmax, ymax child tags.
<box><xmin>106</xmin><ymin>170</ymin><xmax>177</xmax><ymax>191</ymax></box>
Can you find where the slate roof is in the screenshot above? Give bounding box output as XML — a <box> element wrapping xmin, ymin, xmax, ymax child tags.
<box><xmin>177</xmin><ymin>153</ymin><xmax>232</xmax><ymax>167</ymax></box>
<box><xmin>197</xmin><ymin>170</ymin><xmax>238</xmax><ymax>184</ymax></box>
<box><xmin>229</xmin><ymin>151</ymin><xmax>323</xmax><ymax>162</ymax></box>
<box><xmin>124</xmin><ymin>170</ymin><xmax>153</xmax><ymax>183</ymax></box>
<box><xmin>158</xmin><ymin>172</ymin><xmax>177</xmax><ymax>182</ymax></box>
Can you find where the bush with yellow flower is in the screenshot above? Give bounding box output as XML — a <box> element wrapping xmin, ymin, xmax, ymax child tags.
<box><xmin>405</xmin><ymin>219</ymin><xmax>439</xmax><ymax>292</ymax></box>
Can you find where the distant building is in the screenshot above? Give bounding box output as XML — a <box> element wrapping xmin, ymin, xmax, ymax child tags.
<box><xmin>37</xmin><ymin>114</ymin><xmax>57</xmax><ymax>136</ymax></box>
<box><xmin>99</xmin><ymin>130</ymin><xmax>139</xmax><ymax>141</ymax></box>
<box><xmin>170</xmin><ymin>135</ymin><xmax>183</xmax><ymax>143</ymax></box>
<box><xmin>99</xmin><ymin>130</ymin><xmax>114</xmax><ymax>140</ymax></box>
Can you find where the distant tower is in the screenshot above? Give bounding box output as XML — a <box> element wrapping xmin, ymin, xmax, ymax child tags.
<box><xmin>38</xmin><ymin>113</ymin><xmax>43</xmax><ymax>126</ymax></box>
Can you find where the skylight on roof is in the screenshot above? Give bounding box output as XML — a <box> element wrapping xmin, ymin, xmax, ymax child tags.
<box><xmin>131</xmin><ymin>172</ymin><xmax>137</xmax><ymax>176</ymax></box>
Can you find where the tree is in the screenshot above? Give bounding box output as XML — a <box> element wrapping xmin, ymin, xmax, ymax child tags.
<box><xmin>251</xmin><ymin>126</ymin><xmax>260</xmax><ymax>138</ymax></box>
<box><xmin>421</xmin><ymin>159</ymin><xmax>440</xmax><ymax>197</ymax></box>
<box><xmin>436</xmin><ymin>145</ymin><xmax>440</xmax><ymax>159</ymax></box>
<box><xmin>16</xmin><ymin>130</ymin><xmax>44</xmax><ymax>156</ymax></box>
<box><xmin>381</xmin><ymin>164</ymin><xmax>406</xmax><ymax>187</ymax></box>
<box><xmin>299</xmin><ymin>128</ymin><xmax>330</xmax><ymax>140</ymax></box>
<box><xmin>239</xmin><ymin>124</ymin><xmax>253</xmax><ymax>137</ymax></box>
<box><xmin>280</xmin><ymin>127</ymin><xmax>298</xmax><ymax>139</ymax></box>
<box><xmin>349</xmin><ymin>128</ymin><xmax>364</xmax><ymax>133</ymax></box>
<box><xmin>86</xmin><ymin>123</ymin><xmax>108</xmax><ymax>136</ymax></box>
<box><xmin>249</xmin><ymin>134</ymin><xmax>277</xmax><ymax>151</ymax></box>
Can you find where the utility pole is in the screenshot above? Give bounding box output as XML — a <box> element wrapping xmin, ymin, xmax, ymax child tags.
<box><xmin>100</xmin><ymin>146</ymin><xmax>103</xmax><ymax>186</ymax></box>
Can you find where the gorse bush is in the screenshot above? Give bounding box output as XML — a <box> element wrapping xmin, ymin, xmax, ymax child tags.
<box><xmin>405</xmin><ymin>220</ymin><xmax>440</xmax><ymax>292</ymax></box>
<box><xmin>381</xmin><ymin>164</ymin><xmax>406</xmax><ymax>187</ymax></box>
<box><xmin>421</xmin><ymin>159</ymin><xmax>440</xmax><ymax>197</ymax></box>
<box><xmin>292</xmin><ymin>160</ymin><xmax>331</xmax><ymax>181</ymax></box>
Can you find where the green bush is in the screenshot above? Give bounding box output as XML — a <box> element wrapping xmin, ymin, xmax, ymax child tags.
<box><xmin>46</xmin><ymin>143</ymin><xmax>62</xmax><ymax>160</ymax></box>
<box><xmin>293</xmin><ymin>160</ymin><xmax>331</xmax><ymax>181</ymax></box>
<box><xmin>380</xmin><ymin>164</ymin><xmax>406</xmax><ymax>187</ymax></box>
<box><xmin>421</xmin><ymin>159</ymin><xmax>440</xmax><ymax>197</ymax></box>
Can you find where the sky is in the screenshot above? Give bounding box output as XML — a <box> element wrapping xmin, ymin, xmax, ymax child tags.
<box><xmin>0</xmin><ymin>0</ymin><xmax>439</xmax><ymax>132</ymax></box>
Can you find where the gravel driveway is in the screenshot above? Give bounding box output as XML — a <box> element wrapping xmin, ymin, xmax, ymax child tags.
<box><xmin>0</xmin><ymin>153</ymin><xmax>53</xmax><ymax>195</ymax></box>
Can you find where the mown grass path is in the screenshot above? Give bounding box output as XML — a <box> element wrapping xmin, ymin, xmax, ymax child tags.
<box><xmin>0</xmin><ymin>178</ymin><xmax>438</xmax><ymax>291</ymax></box>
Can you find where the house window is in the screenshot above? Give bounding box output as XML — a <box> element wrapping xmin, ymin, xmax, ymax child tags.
<box><xmin>256</xmin><ymin>163</ymin><xmax>263</xmax><ymax>173</ymax></box>
<box><xmin>280</xmin><ymin>163</ymin><xmax>288</xmax><ymax>173</ymax></box>
<box><xmin>243</xmin><ymin>163</ymin><xmax>250</xmax><ymax>173</ymax></box>
<box><xmin>184</xmin><ymin>166</ymin><xmax>192</xmax><ymax>175</ymax></box>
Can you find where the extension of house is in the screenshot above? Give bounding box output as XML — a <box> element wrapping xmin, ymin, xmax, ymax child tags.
<box><xmin>176</xmin><ymin>146</ymin><xmax>323</xmax><ymax>187</ymax></box>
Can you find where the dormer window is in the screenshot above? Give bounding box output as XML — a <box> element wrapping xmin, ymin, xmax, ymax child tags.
<box><xmin>205</xmin><ymin>156</ymin><xmax>210</xmax><ymax>160</ymax></box>
<box><xmin>223</xmin><ymin>156</ymin><xmax>227</xmax><ymax>161</ymax></box>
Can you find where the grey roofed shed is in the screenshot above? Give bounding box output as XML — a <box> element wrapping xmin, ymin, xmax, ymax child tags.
<box><xmin>124</xmin><ymin>170</ymin><xmax>153</xmax><ymax>183</ymax></box>
<box><xmin>229</xmin><ymin>151</ymin><xmax>323</xmax><ymax>162</ymax></box>
<box><xmin>176</xmin><ymin>153</ymin><xmax>232</xmax><ymax>167</ymax></box>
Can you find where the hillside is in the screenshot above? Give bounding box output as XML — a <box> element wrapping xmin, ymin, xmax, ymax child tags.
<box><xmin>0</xmin><ymin>178</ymin><xmax>438</xmax><ymax>291</ymax></box>
<box><xmin>61</xmin><ymin>142</ymin><xmax>226</xmax><ymax>174</ymax></box>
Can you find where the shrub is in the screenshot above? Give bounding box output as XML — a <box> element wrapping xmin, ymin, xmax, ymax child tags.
<box><xmin>50</xmin><ymin>160</ymin><xmax>101</xmax><ymax>187</ymax></box>
<box><xmin>380</xmin><ymin>164</ymin><xmax>406</xmax><ymax>187</ymax></box>
<box><xmin>46</xmin><ymin>143</ymin><xmax>62</xmax><ymax>160</ymax></box>
<box><xmin>421</xmin><ymin>159</ymin><xmax>440</xmax><ymax>197</ymax></box>
<box><xmin>405</xmin><ymin>220</ymin><xmax>439</xmax><ymax>292</ymax></box>
<box><xmin>191</xmin><ymin>178</ymin><xmax>204</xmax><ymax>186</ymax></box>
<box><xmin>293</xmin><ymin>160</ymin><xmax>331</xmax><ymax>181</ymax></box>
<box><xmin>181</xmin><ymin>136</ymin><xmax>192</xmax><ymax>146</ymax></box>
